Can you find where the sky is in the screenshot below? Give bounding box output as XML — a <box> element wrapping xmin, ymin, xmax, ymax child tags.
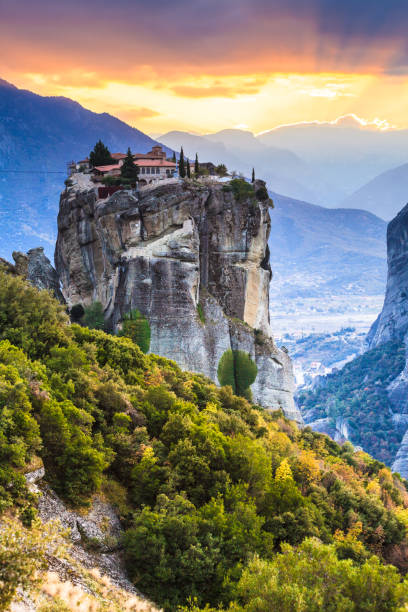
<box><xmin>1</xmin><ymin>0</ymin><xmax>408</xmax><ymax>134</ymax></box>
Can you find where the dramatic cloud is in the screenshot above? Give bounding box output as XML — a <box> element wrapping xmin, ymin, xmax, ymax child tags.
<box><xmin>1</xmin><ymin>0</ymin><xmax>408</xmax><ymax>132</ymax></box>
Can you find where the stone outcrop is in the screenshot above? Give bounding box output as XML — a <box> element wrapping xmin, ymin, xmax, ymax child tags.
<box><xmin>1</xmin><ymin>247</ymin><xmax>64</xmax><ymax>302</ymax></box>
<box><xmin>55</xmin><ymin>175</ymin><xmax>300</xmax><ymax>421</ymax></box>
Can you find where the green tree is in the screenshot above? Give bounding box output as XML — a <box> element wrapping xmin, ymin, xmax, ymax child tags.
<box><xmin>120</xmin><ymin>147</ymin><xmax>139</xmax><ymax>182</ymax></box>
<box><xmin>118</xmin><ymin>308</ymin><xmax>151</xmax><ymax>354</ymax></box>
<box><xmin>195</xmin><ymin>153</ymin><xmax>200</xmax><ymax>175</ymax></box>
<box><xmin>82</xmin><ymin>301</ymin><xmax>105</xmax><ymax>330</ymax></box>
<box><xmin>216</xmin><ymin>164</ymin><xmax>227</xmax><ymax>177</ymax></box>
<box><xmin>217</xmin><ymin>349</ymin><xmax>257</xmax><ymax>398</ymax></box>
<box><xmin>89</xmin><ymin>140</ymin><xmax>115</xmax><ymax>167</ymax></box>
<box><xmin>172</xmin><ymin>151</ymin><xmax>177</xmax><ymax>163</ymax></box>
<box><xmin>186</xmin><ymin>158</ymin><xmax>191</xmax><ymax>178</ymax></box>
<box><xmin>234</xmin><ymin>538</ymin><xmax>408</xmax><ymax>612</ymax></box>
<box><xmin>179</xmin><ymin>147</ymin><xmax>186</xmax><ymax>178</ymax></box>
<box><xmin>251</xmin><ymin>168</ymin><xmax>255</xmax><ymax>183</ymax></box>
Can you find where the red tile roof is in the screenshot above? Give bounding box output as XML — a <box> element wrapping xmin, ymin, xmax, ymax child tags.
<box><xmin>94</xmin><ymin>164</ymin><xmax>121</xmax><ymax>172</ymax></box>
<box><xmin>134</xmin><ymin>159</ymin><xmax>176</xmax><ymax>167</ymax></box>
<box><xmin>111</xmin><ymin>153</ymin><xmax>127</xmax><ymax>160</ymax></box>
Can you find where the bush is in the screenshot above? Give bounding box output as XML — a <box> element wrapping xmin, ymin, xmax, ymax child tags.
<box><xmin>255</xmin><ymin>186</ymin><xmax>269</xmax><ymax>201</ymax></box>
<box><xmin>228</xmin><ymin>179</ymin><xmax>256</xmax><ymax>203</ymax></box>
<box><xmin>82</xmin><ymin>301</ymin><xmax>105</xmax><ymax>330</ymax></box>
<box><xmin>217</xmin><ymin>349</ymin><xmax>257</xmax><ymax>398</ymax></box>
<box><xmin>119</xmin><ymin>309</ymin><xmax>151</xmax><ymax>353</ymax></box>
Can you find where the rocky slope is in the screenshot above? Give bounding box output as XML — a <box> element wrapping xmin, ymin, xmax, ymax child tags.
<box><xmin>55</xmin><ymin>175</ymin><xmax>300</xmax><ymax>420</ymax></box>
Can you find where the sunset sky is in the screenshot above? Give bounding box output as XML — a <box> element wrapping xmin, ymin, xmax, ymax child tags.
<box><xmin>1</xmin><ymin>0</ymin><xmax>408</xmax><ymax>134</ymax></box>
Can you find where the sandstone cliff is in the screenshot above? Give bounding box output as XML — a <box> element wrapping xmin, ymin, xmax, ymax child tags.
<box><xmin>55</xmin><ymin>175</ymin><xmax>300</xmax><ymax>421</ymax></box>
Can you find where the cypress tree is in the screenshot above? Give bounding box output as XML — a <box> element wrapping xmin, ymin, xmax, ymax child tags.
<box><xmin>186</xmin><ymin>158</ymin><xmax>191</xmax><ymax>178</ymax></box>
<box><xmin>89</xmin><ymin>140</ymin><xmax>115</xmax><ymax>167</ymax></box>
<box><xmin>194</xmin><ymin>153</ymin><xmax>199</xmax><ymax>175</ymax></box>
<box><xmin>251</xmin><ymin>168</ymin><xmax>255</xmax><ymax>183</ymax></box>
<box><xmin>120</xmin><ymin>147</ymin><xmax>139</xmax><ymax>182</ymax></box>
<box><xmin>217</xmin><ymin>349</ymin><xmax>257</xmax><ymax>398</ymax></box>
<box><xmin>179</xmin><ymin>147</ymin><xmax>186</xmax><ymax>178</ymax></box>
<box><xmin>172</xmin><ymin>151</ymin><xmax>176</xmax><ymax>163</ymax></box>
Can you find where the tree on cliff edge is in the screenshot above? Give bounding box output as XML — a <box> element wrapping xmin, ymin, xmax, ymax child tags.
<box><xmin>195</xmin><ymin>153</ymin><xmax>199</xmax><ymax>175</ymax></box>
<box><xmin>179</xmin><ymin>147</ymin><xmax>186</xmax><ymax>178</ymax></box>
<box><xmin>89</xmin><ymin>140</ymin><xmax>115</xmax><ymax>167</ymax></box>
<box><xmin>121</xmin><ymin>148</ymin><xmax>139</xmax><ymax>182</ymax></box>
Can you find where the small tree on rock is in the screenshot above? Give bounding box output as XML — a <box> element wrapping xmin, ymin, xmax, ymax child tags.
<box><xmin>89</xmin><ymin>140</ymin><xmax>115</xmax><ymax>167</ymax></box>
<box><xmin>194</xmin><ymin>153</ymin><xmax>199</xmax><ymax>175</ymax></box>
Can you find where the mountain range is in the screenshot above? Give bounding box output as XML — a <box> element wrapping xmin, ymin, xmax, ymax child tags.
<box><xmin>268</xmin><ymin>192</ymin><xmax>387</xmax><ymax>301</ymax></box>
<box><xmin>158</xmin><ymin>118</ymin><xmax>408</xmax><ymax>218</ymax></box>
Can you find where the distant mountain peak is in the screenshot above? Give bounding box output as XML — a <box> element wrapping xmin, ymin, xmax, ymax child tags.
<box><xmin>0</xmin><ymin>78</ymin><xmax>17</xmax><ymax>89</ymax></box>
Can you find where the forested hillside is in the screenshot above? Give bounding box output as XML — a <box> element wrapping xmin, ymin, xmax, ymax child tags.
<box><xmin>298</xmin><ymin>341</ymin><xmax>406</xmax><ymax>465</ymax></box>
<box><xmin>3</xmin><ymin>272</ymin><xmax>408</xmax><ymax>611</ymax></box>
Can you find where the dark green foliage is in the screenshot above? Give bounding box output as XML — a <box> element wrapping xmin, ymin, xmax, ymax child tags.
<box><xmin>2</xmin><ymin>270</ymin><xmax>408</xmax><ymax>611</ymax></box>
<box><xmin>172</xmin><ymin>151</ymin><xmax>177</xmax><ymax>163</ymax></box>
<box><xmin>89</xmin><ymin>140</ymin><xmax>114</xmax><ymax>167</ymax></box>
<box><xmin>119</xmin><ymin>309</ymin><xmax>151</xmax><ymax>354</ymax></box>
<box><xmin>298</xmin><ymin>341</ymin><xmax>406</xmax><ymax>464</ymax></box>
<box><xmin>218</xmin><ymin>349</ymin><xmax>257</xmax><ymax>398</ymax></box>
<box><xmin>179</xmin><ymin>147</ymin><xmax>186</xmax><ymax>178</ymax></box>
<box><xmin>216</xmin><ymin>164</ymin><xmax>227</xmax><ymax>177</ymax></box>
<box><xmin>186</xmin><ymin>158</ymin><xmax>191</xmax><ymax>178</ymax></box>
<box><xmin>195</xmin><ymin>153</ymin><xmax>199</xmax><ymax>175</ymax></box>
<box><xmin>70</xmin><ymin>303</ymin><xmax>84</xmax><ymax>323</ymax></box>
<box><xmin>228</xmin><ymin>179</ymin><xmax>256</xmax><ymax>203</ymax></box>
<box><xmin>82</xmin><ymin>301</ymin><xmax>105</xmax><ymax>330</ymax></box>
<box><xmin>120</xmin><ymin>147</ymin><xmax>139</xmax><ymax>182</ymax></box>
<box><xmin>251</xmin><ymin>167</ymin><xmax>255</xmax><ymax>183</ymax></box>
<box><xmin>255</xmin><ymin>185</ymin><xmax>269</xmax><ymax>201</ymax></box>
<box><xmin>0</xmin><ymin>273</ymin><xmax>69</xmax><ymax>360</ymax></box>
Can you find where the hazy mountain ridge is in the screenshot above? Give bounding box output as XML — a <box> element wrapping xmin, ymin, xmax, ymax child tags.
<box><xmin>268</xmin><ymin>192</ymin><xmax>387</xmax><ymax>302</ymax></box>
<box><xmin>159</xmin><ymin>118</ymin><xmax>408</xmax><ymax>216</ymax></box>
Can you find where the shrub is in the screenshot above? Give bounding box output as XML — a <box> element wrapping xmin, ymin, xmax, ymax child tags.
<box><xmin>119</xmin><ymin>309</ymin><xmax>151</xmax><ymax>354</ymax></box>
<box><xmin>217</xmin><ymin>349</ymin><xmax>257</xmax><ymax>398</ymax></box>
<box><xmin>255</xmin><ymin>186</ymin><xmax>269</xmax><ymax>201</ymax></box>
<box><xmin>82</xmin><ymin>301</ymin><xmax>105</xmax><ymax>330</ymax></box>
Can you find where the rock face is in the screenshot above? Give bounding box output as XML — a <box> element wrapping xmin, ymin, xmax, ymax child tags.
<box><xmin>1</xmin><ymin>247</ymin><xmax>64</xmax><ymax>302</ymax></box>
<box><xmin>367</xmin><ymin>203</ymin><xmax>408</xmax><ymax>348</ymax></box>
<box><xmin>367</xmin><ymin>203</ymin><xmax>408</xmax><ymax>475</ymax></box>
<box><xmin>55</xmin><ymin>175</ymin><xmax>300</xmax><ymax>421</ymax></box>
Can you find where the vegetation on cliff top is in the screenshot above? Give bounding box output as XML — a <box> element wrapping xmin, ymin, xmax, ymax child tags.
<box><xmin>3</xmin><ymin>271</ymin><xmax>408</xmax><ymax>610</ymax></box>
